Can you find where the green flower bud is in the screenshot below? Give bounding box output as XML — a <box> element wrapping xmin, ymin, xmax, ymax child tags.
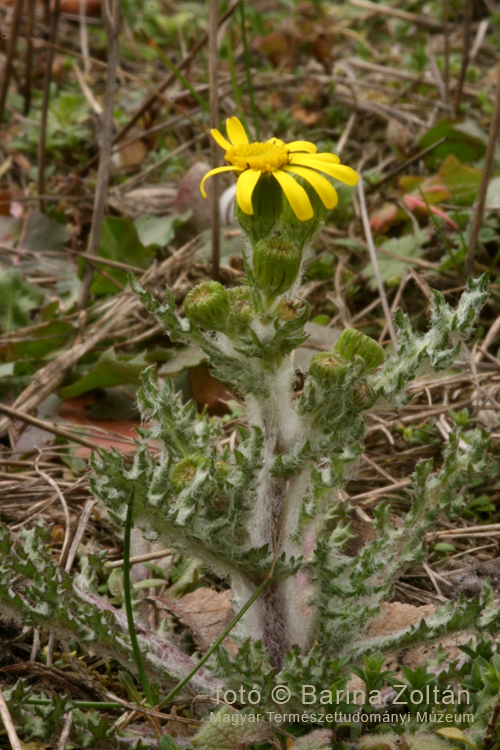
<box><xmin>183</xmin><ymin>281</ymin><xmax>230</xmax><ymax>331</ymax></box>
<box><xmin>334</xmin><ymin>329</ymin><xmax>385</xmax><ymax>372</ymax></box>
<box><xmin>171</xmin><ymin>454</ymin><xmax>206</xmax><ymax>491</ymax></box>
<box><xmin>309</xmin><ymin>351</ymin><xmax>348</xmax><ymax>386</ymax></box>
<box><xmin>228</xmin><ymin>286</ymin><xmax>253</xmax><ymax>327</ymax></box>
<box><xmin>252</xmin><ymin>235</ymin><xmax>302</xmax><ymax>297</ymax></box>
<box><xmin>352</xmin><ymin>381</ymin><xmax>376</xmax><ymax>410</ymax></box>
<box><xmin>276</xmin><ymin>298</ymin><xmax>306</xmax><ymax>321</ymax></box>
<box><xmin>214</xmin><ymin>459</ymin><xmax>231</xmax><ymax>478</ymax></box>
<box><xmin>235</xmin><ymin>174</ymin><xmax>283</xmax><ymax>245</ymax></box>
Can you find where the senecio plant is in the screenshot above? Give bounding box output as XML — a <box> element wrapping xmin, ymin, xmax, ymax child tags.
<box><xmin>1</xmin><ymin>118</ymin><xmax>498</xmax><ymax>749</ymax></box>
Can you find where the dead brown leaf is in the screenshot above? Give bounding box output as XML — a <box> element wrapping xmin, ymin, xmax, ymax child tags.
<box><xmin>368</xmin><ymin>601</ymin><xmax>436</xmax><ymax>638</ymax></box>
<box><xmin>153</xmin><ymin>587</ymin><xmax>239</xmax><ymax>657</ymax></box>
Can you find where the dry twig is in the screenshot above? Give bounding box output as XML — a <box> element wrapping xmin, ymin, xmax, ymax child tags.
<box><xmin>0</xmin><ymin>0</ymin><xmax>23</xmax><ymax>122</ymax></box>
<box><xmin>356</xmin><ymin>177</ymin><xmax>397</xmax><ymax>345</ymax></box>
<box><xmin>465</xmin><ymin>64</ymin><xmax>500</xmax><ymax>275</ymax></box>
<box><xmin>57</xmin><ymin>711</ymin><xmax>74</xmax><ymax>750</ymax></box>
<box><xmin>0</xmin><ymin>686</ymin><xmax>23</xmax><ymax>750</ymax></box>
<box><xmin>37</xmin><ymin>0</ymin><xmax>61</xmax><ymax>211</ymax></box>
<box><xmin>78</xmin><ymin>0</ymin><xmax>122</xmax><ymax>311</ymax></box>
<box><xmin>454</xmin><ymin>0</ymin><xmax>473</xmax><ymax>118</ymax></box>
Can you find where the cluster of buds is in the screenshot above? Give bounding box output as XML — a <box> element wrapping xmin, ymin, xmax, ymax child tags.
<box><xmin>228</xmin><ymin>286</ymin><xmax>253</xmax><ymax>330</ymax></box>
<box><xmin>308</xmin><ymin>329</ymin><xmax>385</xmax><ymax>415</ymax></box>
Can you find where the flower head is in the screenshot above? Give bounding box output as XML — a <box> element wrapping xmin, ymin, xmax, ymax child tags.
<box><xmin>183</xmin><ymin>281</ymin><xmax>230</xmax><ymax>330</ymax></box>
<box><xmin>334</xmin><ymin>329</ymin><xmax>385</xmax><ymax>373</ymax></box>
<box><xmin>200</xmin><ymin>117</ymin><xmax>359</xmax><ymax>222</ymax></box>
<box><xmin>309</xmin><ymin>351</ymin><xmax>349</xmax><ymax>386</ymax></box>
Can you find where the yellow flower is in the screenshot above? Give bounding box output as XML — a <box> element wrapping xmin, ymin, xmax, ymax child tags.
<box><xmin>200</xmin><ymin>117</ymin><xmax>359</xmax><ymax>222</ymax></box>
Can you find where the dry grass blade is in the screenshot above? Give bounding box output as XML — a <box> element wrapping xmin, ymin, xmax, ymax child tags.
<box><xmin>57</xmin><ymin>711</ymin><xmax>73</xmax><ymax>750</ymax></box>
<box><xmin>0</xmin><ymin>686</ymin><xmax>23</xmax><ymax>750</ymax></box>
<box><xmin>353</xmin><ymin>478</ymin><xmax>412</xmax><ymax>506</ymax></box>
<box><xmin>64</xmin><ymin>498</ymin><xmax>96</xmax><ymax>573</ymax></box>
<box><xmin>106</xmin><ymin>548</ymin><xmax>173</xmax><ymax>569</ymax></box>
<box><xmin>356</xmin><ymin>177</ymin><xmax>397</xmax><ymax>345</ymax></box>
<box><xmin>0</xmin><ymin>402</ymin><xmax>97</xmax><ymax>449</ymax></box>
<box><xmin>34</xmin><ymin>452</ymin><xmax>72</xmax><ymax>567</ymax></box>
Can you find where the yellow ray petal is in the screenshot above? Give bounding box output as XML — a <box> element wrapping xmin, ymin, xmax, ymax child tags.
<box><xmin>211</xmin><ymin>128</ymin><xmax>232</xmax><ymax>151</ymax></box>
<box><xmin>288</xmin><ymin>157</ymin><xmax>358</xmax><ymax>185</ymax></box>
<box><xmin>287</xmin><ymin>141</ymin><xmax>318</xmax><ymax>154</ymax></box>
<box><xmin>311</xmin><ymin>153</ymin><xmax>341</xmax><ymax>164</ymax></box>
<box><xmin>236</xmin><ymin>169</ymin><xmax>261</xmax><ymax>215</ymax></box>
<box><xmin>292</xmin><ymin>152</ymin><xmax>340</xmax><ymax>164</ymax></box>
<box><xmin>200</xmin><ymin>166</ymin><xmax>242</xmax><ymax>198</ymax></box>
<box><xmin>273</xmin><ymin>170</ymin><xmax>313</xmax><ymax>221</ymax></box>
<box><xmin>284</xmin><ymin>166</ymin><xmax>338</xmax><ymax>210</ymax></box>
<box><xmin>226</xmin><ymin>117</ymin><xmax>249</xmax><ymax>146</ymax></box>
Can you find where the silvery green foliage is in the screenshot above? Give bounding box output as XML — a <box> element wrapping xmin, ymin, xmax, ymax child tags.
<box><xmin>373</xmin><ymin>280</ymin><xmax>490</xmax><ymax>406</ymax></box>
<box><xmin>0</xmin><ymin>681</ymin><xmax>110</xmax><ymax>747</ymax></box>
<box><xmin>468</xmin><ymin>652</ymin><xmax>500</xmax><ymax>743</ymax></box>
<box><xmin>106</xmin><ymin>267</ymin><xmax>490</xmax><ymax>674</ymax></box>
<box><xmin>0</xmin><ymin>679</ymin><xmax>183</xmax><ymax>749</ymax></box>
<box><xmin>0</xmin><ymin>524</ymin><xmax>216</xmax><ymax>697</ymax></box>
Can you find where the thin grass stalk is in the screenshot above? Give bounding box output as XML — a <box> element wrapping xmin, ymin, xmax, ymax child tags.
<box><xmin>442</xmin><ymin>0</ymin><xmax>449</xmax><ymax>109</ymax></box>
<box><xmin>77</xmin><ymin>0</ymin><xmax>121</xmax><ymax>311</ymax></box>
<box><xmin>123</xmin><ymin>498</ymin><xmax>155</xmax><ymax>708</ymax></box>
<box><xmin>157</xmin><ymin>482</ymin><xmax>290</xmax><ymax>708</ymax></box>
<box><xmin>158</xmin><ymin>577</ymin><xmax>269</xmax><ymax>709</ymax></box>
<box><xmin>140</xmin><ymin>31</ymin><xmax>209</xmax><ymax>112</ymax></box>
<box><xmin>226</xmin><ymin>30</ymin><xmax>250</xmax><ymax>133</ymax></box>
<box><xmin>453</xmin><ymin>0</ymin><xmax>473</xmax><ymax>119</ymax></box>
<box><xmin>239</xmin><ymin>0</ymin><xmax>260</xmax><ymax>139</ymax></box>
<box><xmin>24</xmin><ymin>0</ymin><xmax>36</xmax><ymax>115</ymax></box>
<box><xmin>209</xmin><ymin>0</ymin><xmax>221</xmax><ymax>281</ymax></box>
<box><xmin>37</xmin><ymin>0</ymin><xmax>61</xmax><ymax>212</ymax></box>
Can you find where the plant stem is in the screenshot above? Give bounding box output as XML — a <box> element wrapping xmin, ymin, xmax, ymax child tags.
<box><xmin>226</xmin><ymin>31</ymin><xmax>250</xmax><ymax>133</ymax></box>
<box><xmin>157</xmin><ymin>481</ymin><xmax>291</xmax><ymax>708</ymax></box>
<box><xmin>27</xmin><ymin>700</ymin><xmax>124</xmax><ymax>709</ymax></box>
<box><xmin>123</xmin><ymin>498</ymin><xmax>155</xmax><ymax>708</ymax></box>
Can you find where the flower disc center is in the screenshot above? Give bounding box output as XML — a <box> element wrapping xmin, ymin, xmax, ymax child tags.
<box><xmin>226</xmin><ymin>141</ymin><xmax>289</xmax><ymax>173</ymax></box>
